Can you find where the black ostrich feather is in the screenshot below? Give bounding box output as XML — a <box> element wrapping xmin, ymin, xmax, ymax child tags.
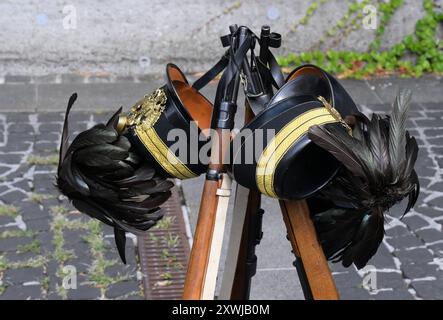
<box><xmin>56</xmin><ymin>93</ymin><xmax>173</xmax><ymax>263</ymax></box>
<box><xmin>308</xmin><ymin>89</ymin><xmax>420</xmax><ymax>269</ymax></box>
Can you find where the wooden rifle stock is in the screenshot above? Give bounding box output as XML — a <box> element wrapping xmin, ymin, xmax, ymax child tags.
<box><xmin>182</xmin><ymin>129</ymin><xmax>230</xmax><ymax>299</ymax></box>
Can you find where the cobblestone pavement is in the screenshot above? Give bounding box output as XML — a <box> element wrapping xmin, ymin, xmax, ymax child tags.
<box><xmin>1</xmin><ymin>77</ymin><xmax>443</xmax><ymax>300</ymax></box>
<box><xmin>0</xmin><ymin>112</ymin><xmax>144</xmax><ymax>300</ymax></box>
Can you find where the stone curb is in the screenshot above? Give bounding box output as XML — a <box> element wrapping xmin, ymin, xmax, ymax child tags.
<box><xmin>0</xmin><ymin>75</ymin><xmax>442</xmax><ymax>112</ymax></box>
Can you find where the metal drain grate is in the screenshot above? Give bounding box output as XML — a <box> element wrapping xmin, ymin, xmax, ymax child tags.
<box><xmin>137</xmin><ymin>187</ymin><xmax>190</xmax><ymax>300</ymax></box>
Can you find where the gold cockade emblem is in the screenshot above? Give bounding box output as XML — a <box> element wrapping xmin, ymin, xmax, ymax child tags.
<box><xmin>127</xmin><ymin>88</ymin><xmax>167</xmax><ymax>129</ymax></box>
<box><xmin>317</xmin><ymin>95</ymin><xmax>352</xmax><ymax>134</ymax></box>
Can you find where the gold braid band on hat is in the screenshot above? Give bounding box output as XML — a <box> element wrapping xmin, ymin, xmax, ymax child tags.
<box><xmin>256</xmin><ymin>107</ymin><xmax>338</xmax><ymax>198</ymax></box>
<box><xmin>135</xmin><ymin>125</ymin><xmax>197</xmax><ymax>179</ymax></box>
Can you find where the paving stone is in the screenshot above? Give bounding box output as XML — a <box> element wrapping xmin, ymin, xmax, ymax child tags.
<box><xmin>0</xmin><ymin>141</ymin><xmax>32</xmax><ymax>153</ymax></box>
<box><xmin>0</xmin><ymin>236</ymin><xmax>34</xmax><ymax>252</ymax></box>
<box><xmin>374</xmin><ymin>272</ymin><xmax>408</xmax><ymax>290</ymax></box>
<box><xmin>106</xmin><ymin>280</ymin><xmax>139</xmax><ymax>299</ymax></box>
<box><xmin>20</xmin><ymin>202</ymin><xmax>47</xmax><ymax>220</ymax></box>
<box><xmin>3</xmin><ymin>251</ymin><xmax>37</xmax><ymax>263</ymax></box>
<box><xmin>415</xmin><ymin>119</ymin><xmax>443</xmax><ymax>128</ymax></box>
<box><xmin>339</xmin><ymin>287</ymin><xmax>374</xmax><ymax>300</ymax></box>
<box><xmin>427</xmin><ymin>242</ymin><xmax>443</xmax><ymax>258</ymax></box>
<box><xmin>415</xmin><ymin>206</ymin><xmax>443</xmax><ymax>219</ymax></box>
<box><xmin>12</xmin><ymin>179</ymin><xmax>31</xmax><ymax>192</ymax></box>
<box><xmin>411</xmin><ymin>279</ymin><xmax>443</xmax><ymax>299</ymax></box>
<box><xmin>66</xmin><ymin>285</ymin><xmax>101</xmax><ymax>300</ymax></box>
<box><xmin>39</xmin><ymin>197</ymin><xmax>60</xmax><ymax>208</ymax></box>
<box><xmin>0</xmin><ymin>154</ymin><xmax>24</xmax><ymax>165</ymax></box>
<box><xmin>395</xmin><ymin>248</ymin><xmax>434</xmax><ymax>265</ymax></box>
<box><xmin>402</xmin><ymin>215</ymin><xmax>430</xmax><ymax>231</ymax></box>
<box><xmin>415</xmin><ymin>166</ymin><xmax>437</xmax><ymax>177</ymax></box>
<box><xmin>105</xmin><ymin>264</ymin><xmax>137</xmax><ymax>278</ymax></box>
<box><xmin>415</xmin><ymin>229</ymin><xmax>443</xmax><ymax>243</ymax></box>
<box><xmin>367</xmin><ymin>245</ymin><xmax>397</xmax><ymax>269</ymax></box>
<box><xmin>34</xmin><ymin>141</ymin><xmax>58</xmax><ymax>152</ymax></box>
<box><xmin>8</xmin><ymin>124</ymin><xmax>34</xmax><ymax>134</ymax></box>
<box><xmin>1</xmin><ymin>189</ymin><xmax>27</xmax><ymax>204</ymax></box>
<box><xmin>64</xmin><ymin>258</ymin><xmax>91</xmax><ymax>274</ymax></box>
<box><xmin>3</xmin><ymin>267</ymin><xmax>43</xmax><ymax>285</ymax></box>
<box><xmin>4</xmin><ymin>75</ymin><xmax>31</xmax><ymax>84</ymax></box>
<box><xmin>36</xmin><ymin>231</ymin><xmax>55</xmax><ymax>253</ymax></box>
<box><xmin>0</xmin><ymin>284</ymin><xmax>42</xmax><ymax>300</ymax></box>
<box><xmin>426</xmin><ymin>196</ymin><xmax>443</xmax><ymax>208</ymax></box>
<box><xmin>386</xmin><ymin>226</ymin><xmax>410</xmax><ymax>238</ymax></box>
<box><xmin>370</xmin><ymin>289</ymin><xmax>414</xmax><ymax>300</ymax></box>
<box><xmin>402</xmin><ymin>262</ymin><xmax>440</xmax><ymax>280</ymax></box>
<box><xmin>0</xmin><ymin>86</ymin><xmax>36</xmax><ymax>111</ymax></box>
<box><xmin>38</xmin><ymin>123</ymin><xmax>61</xmax><ymax>133</ymax></box>
<box><xmin>387</xmin><ymin>235</ymin><xmax>423</xmax><ymax>250</ymax></box>
<box><xmin>38</xmin><ymin>112</ymin><xmax>64</xmax><ymax>122</ymax></box>
<box><xmin>25</xmin><ymin>217</ymin><xmax>50</xmax><ymax>232</ymax></box>
<box><xmin>0</xmin><ymin>215</ymin><xmax>14</xmax><ymax>225</ymax></box>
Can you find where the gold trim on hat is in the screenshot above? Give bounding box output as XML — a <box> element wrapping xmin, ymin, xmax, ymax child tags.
<box><xmin>256</xmin><ymin>107</ymin><xmax>338</xmax><ymax>198</ymax></box>
<box><xmin>135</xmin><ymin>125</ymin><xmax>197</xmax><ymax>179</ymax></box>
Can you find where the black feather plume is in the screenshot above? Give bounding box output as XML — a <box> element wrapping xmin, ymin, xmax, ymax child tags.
<box><xmin>56</xmin><ymin>94</ymin><xmax>174</xmax><ymax>263</ymax></box>
<box><xmin>308</xmin><ymin>89</ymin><xmax>420</xmax><ymax>269</ymax></box>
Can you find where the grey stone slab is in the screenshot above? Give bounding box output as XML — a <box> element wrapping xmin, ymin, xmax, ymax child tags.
<box><xmin>375</xmin><ymin>272</ymin><xmax>408</xmax><ymax>290</ymax></box>
<box><xmin>402</xmin><ymin>262</ymin><xmax>440</xmax><ymax>280</ymax></box>
<box><xmin>0</xmin><ymin>237</ymin><xmax>34</xmax><ymax>252</ymax></box>
<box><xmin>105</xmin><ymin>280</ymin><xmax>139</xmax><ymax>299</ymax></box>
<box><xmin>340</xmin><ymin>79</ymin><xmax>382</xmax><ymax>105</ymax></box>
<box><xmin>395</xmin><ymin>248</ymin><xmax>434</xmax><ymax>265</ymax></box>
<box><xmin>255</xmin><ymin>196</ymin><xmax>297</xmax><ymax>269</ymax></box>
<box><xmin>415</xmin><ymin>229</ymin><xmax>443</xmax><ymax>243</ymax></box>
<box><xmin>3</xmin><ymin>267</ymin><xmax>43</xmax><ymax>285</ymax></box>
<box><xmin>38</xmin><ymin>112</ymin><xmax>63</xmax><ymax>122</ymax></box>
<box><xmin>387</xmin><ymin>235</ymin><xmax>423</xmax><ymax>250</ymax></box>
<box><xmin>249</xmin><ymin>269</ymin><xmax>304</xmax><ymax>300</ymax></box>
<box><xmin>369</xmin><ymin>77</ymin><xmax>443</xmax><ymax>104</ymax></box>
<box><xmin>67</xmin><ymin>286</ymin><xmax>101</xmax><ymax>300</ymax></box>
<box><xmin>25</xmin><ymin>217</ymin><xmax>50</xmax><ymax>232</ymax></box>
<box><xmin>0</xmin><ymin>84</ymin><xmax>36</xmax><ymax>111</ymax></box>
<box><xmin>339</xmin><ymin>288</ymin><xmax>374</xmax><ymax>300</ymax></box>
<box><xmin>37</xmin><ymin>82</ymin><xmax>161</xmax><ymax>112</ymax></box>
<box><xmin>20</xmin><ymin>203</ymin><xmax>48</xmax><ymax>221</ymax></box>
<box><xmin>4</xmin><ymin>75</ymin><xmax>31</xmax><ymax>84</ymax></box>
<box><xmin>370</xmin><ymin>289</ymin><xmax>414</xmax><ymax>300</ymax></box>
<box><xmin>411</xmin><ymin>279</ymin><xmax>443</xmax><ymax>300</ymax></box>
<box><xmin>0</xmin><ymin>189</ymin><xmax>27</xmax><ymax>205</ymax></box>
<box><xmin>0</xmin><ymin>284</ymin><xmax>42</xmax><ymax>300</ymax></box>
<box><xmin>3</xmin><ymin>251</ymin><xmax>36</xmax><ymax>264</ymax></box>
<box><xmin>386</xmin><ymin>226</ymin><xmax>410</xmax><ymax>238</ymax></box>
<box><xmin>415</xmin><ymin>206</ymin><xmax>443</xmax><ymax>219</ymax></box>
<box><xmin>39</xmin><ymin>123</ymin><xmax>61</xmax><ymax>133</ymax></box>
<box><xmin>333</xmin><ymin>269</ymin><xmax>372</xmax><ymax>300</ymax></box>
<box><xmin>366</xmin><ymin>245</ymin><xmax>397</xmax><ymax>269</ymax></box>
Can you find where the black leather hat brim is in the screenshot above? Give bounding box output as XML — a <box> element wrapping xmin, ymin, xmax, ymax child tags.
<box><xmin>283</xmin><ymin>64</ymin><xmax>359</xmax><ymax>117</ymax></box>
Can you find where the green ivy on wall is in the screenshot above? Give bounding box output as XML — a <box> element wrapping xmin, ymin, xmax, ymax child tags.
<box><xmin>278</xmin><ymin>0</ymin><xmax>443</xmax><ymax>78</ymax></box>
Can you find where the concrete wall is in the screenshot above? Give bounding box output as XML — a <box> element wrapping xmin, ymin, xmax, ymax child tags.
<box><xmin>0</xmin><ymin>0</ymin><xmax>426</xmax><ymax>76</ymax></box>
